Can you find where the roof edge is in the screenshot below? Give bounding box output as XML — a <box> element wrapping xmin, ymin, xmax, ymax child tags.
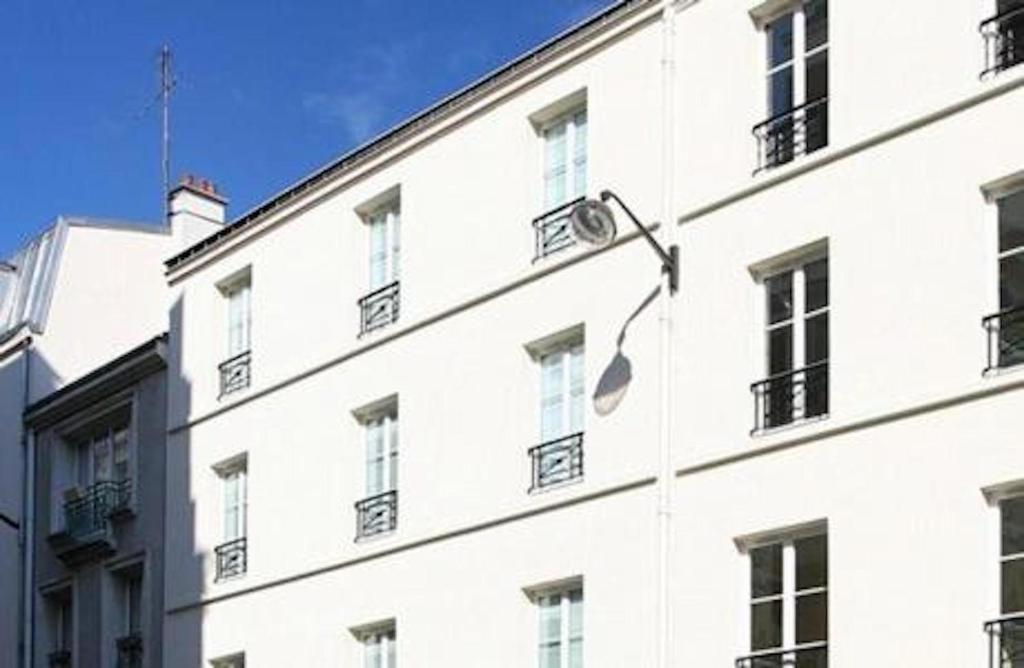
<box><xmin>165</xmin><ymin>0</ymin><xmax>654</xmax><ymax>272</ymax></box>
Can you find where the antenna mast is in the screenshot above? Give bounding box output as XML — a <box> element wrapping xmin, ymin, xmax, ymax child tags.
<box><xmin>159</xmin><ymin>45</ymin><xmax>173</xmax><ymax>224</ymax></box>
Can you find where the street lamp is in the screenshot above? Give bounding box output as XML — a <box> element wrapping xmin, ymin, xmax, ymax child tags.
<box><xmin>568</xmin><ymin>189</ymin><xmax>679</xmax><ymax>294</ymax></box>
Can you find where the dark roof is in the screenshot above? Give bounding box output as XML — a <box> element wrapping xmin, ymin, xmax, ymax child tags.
<box><xmin>165</xmin><ymin>0</ymin><xmax>653</xmax><ymax>271</ymax></box>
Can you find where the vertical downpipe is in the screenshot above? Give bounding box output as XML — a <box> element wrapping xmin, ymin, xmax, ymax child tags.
<box><xmin>656</xmin><ymin>2</ymin><xmax>678</xmax><ymax>668</ymax></box>
<box><xmin>20</xmin><ymin>344</ymin><xmax>34</xmax><ymax>668</ymax></box>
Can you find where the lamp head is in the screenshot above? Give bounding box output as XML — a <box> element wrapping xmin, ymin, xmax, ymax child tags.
<box><xmin>569</xmin><ymin>198</ymin><xmax>617</xmax><ymax>247</ymax></box>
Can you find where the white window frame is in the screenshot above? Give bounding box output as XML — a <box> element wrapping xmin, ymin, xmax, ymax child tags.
<box><xmin>361</xmin><ymin>626</ymin><xmax>397</xmax><ymax>668</ymax></box>
<box><xmin>364</xmin><ymin>410</ymin><xmax>398</xmax><ymax>498</ymax></box>
<box><xmin>540</xmin><ymin>107</ymin><xmax>588</xmax><ymax>211</ymax></box>
<box><xmin>218</xmin><ymin>268</ymin><xmax>252</xmax><ymax>359</ymax></box>
<box><xmin>538</xmin><ymin>342</ymin><xmax>585</xmax><ymax>443</ymax></box>
<box><xmin>760</xmin><ymin>0</ymin><xmax>828</xmax><ymax>116</ymax></box>
<box><xmin>366</xmin><ymin>200</ymin><xmax>401</xmax><ymax>291</ymax></box>
<box><xmin>739</xmin><ymin>524</ymin><xmax>828</xmax><ymax>661</ymax></box>
<box><xmin>122</xmin><ymin>571</ymin><xmax>142</xmax><ymax>636</ymax></box>
<box><xmin>214</xmin><ymin>455</ymin><xmax>248</xmax><ymax>544</ymax></box>
<box><xmin>534</xmin><ymin>585</ymin><xmax>583</xmax><ymax>668</ymax></box>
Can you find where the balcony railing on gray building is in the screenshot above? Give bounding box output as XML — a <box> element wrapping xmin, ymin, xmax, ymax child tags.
<box><xmin>528</xmin><ymin>432</ymin><xmax>584</xmax><ymax>491</ymax></box>
<box><xmin>116</xmin><ymin>633</ymin><xmax>143</xmax><ymax>668</ymax></box>
<box><xmin>355</xmin><ymin>490</ymin><xmax>397</xmax><ymax>539</ymax></box>
<box><xmin>64</xmin><ymin>479</ymin><xmax>132</xmax><ymax>540</ymax></box>
<box><xmin>981</xmin><ymin>6</ymin><xmax>1024</xmax><ymax>78</ymax></box>
<box><xmin>358</xmin><ymin>281</ymin><xmax>401</xmax><ymax>335</ymax></box>
<box><xmin>214</xmin><ymin>537</ymin><xmax>247</xmax><ymax>581</ymax></box>
<box><xmin>735</xmin><ymin>642</ymin><xmax>828</xmax><ymax>668</ymax></box>
<box><xmin>984</xmin><ymin>306</ymin><xmax>1024</xmax><ymax>373</ymax></box>
<box><xmin>219</xmin><ymin>350</ymin><xmax>252</xmax><ymax>397</ymax></box>
<box><xmin>751</xmin><ymin>361</ymin><xmax>829</xmax><ymax>434</ymax></box>
<box><xmin>533</xmin><ymin>197</ymin><xmax>584</xmax><ymax>261</ymax></box>
<box><xmin>986</xmin><ymin>615</ymin><xmax>1024</xmax><ymax>668</ymax></box>
<box><xmin>752</xmin><ymin>98</ymin><xmax>829</xmax><ymax>174</ymax></box>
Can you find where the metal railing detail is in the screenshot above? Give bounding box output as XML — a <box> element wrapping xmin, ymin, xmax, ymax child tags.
<box><xmin>529</xmin><ymin>432</ymin><xmax>584</xmax><ymax>491</ymax></box>
<box><xmin>982</xmin><ymin>6</ymin><xmax>1024</xmax><ymax>78</ymax></box>
<box><xmin>736</xmin><ymin>642</ymin><xmax>828</xmax><ymax>668</ymax></box>
<box><xmin>751</xmin><ymin>361</ymin><xmax>829</xmax><ymax>434</ymax></box>
<box><xmin>214</xmin><ymin>537</ymin><xmax>247</xmax><ymax>581</ymax></box>
<box><xmin>116</xmin><ymin>633</ymin><xmax>143</xmax><ymax>668</ymax></box>
<box><xmin>63</xmin><ymin>479</ymin><xmax>132</xmax><ymax>539</ymax></box>
<box><xmin>752</xmin><ymin>97</ymin><xmax>829</xmax><ymax>174</ymax></box>
<box><xmin>218</xmin><ymin>350</ymin><xmax>251</xmax><ymax>397</ymax></box>
<box><xmin>986</xmin><ymin>615</ymin><xmax>1024</xmax><ymax>668</ymax></box>
<box><xmin>532</xmin><ymin>197</ymin><xmax>585</xmax><ymax>261</ymax></box>
<box><xmin>984</xmin><ymin>306</ymin><xmax>1024</xmax><ymax>373</ymax></box>
<box><xmin>358</xmin><ymin>281</ymin><xmax>400</xmax><ymax>335</ymax></box>
<box><xmin>355</xmin><ymin>490</ymin><xmax>397</xmax><ymax>539</ymax></box>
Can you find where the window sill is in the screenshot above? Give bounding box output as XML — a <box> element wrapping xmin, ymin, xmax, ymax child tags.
<box><xmin>529</xmin><ymin>475</ymin><xmax>585</xmax><ymax>496</ymax></box>
<box><xmin>751</xmin><ymin>413</ymin><xmax>829</xmax><ymax>439</ymax></box>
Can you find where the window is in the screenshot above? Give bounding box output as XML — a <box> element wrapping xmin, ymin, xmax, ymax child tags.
<box><xmin>989</xmin><ymin>496</ymin><xmax>1024</xmax><ymax>664</ymax></box>
<box><xmin>537</xmin><ymin>586</ymin><xmax>583</xmax><ymax>668</ymax></box>
<box><xmin>115</xmin><ymin>571</ymin><xmax>144</xmax><ymax>668</ymax></box>
<box><xmin>743</xmin><ymin>534</ymin><xmax>828</xmax><ymax>668</ymax></box>
<box><xmin>359</xmin><ymin>200</ymin><xmax>401</xmax><ymax>334</ymax></box>
<box><xmin>982</xmin><ymin>0</ymin><xmax>1024</xmax><ymax>77</ymax></box>
<box><xmin>214</xmin><ymin>456</ymin><xmax>247</xmax><ymax>580</ymax></box>
<box><xmin>528</xmin><ymin>341</ymin><xmax>585</xmax><ymax>490</ymax></box>
<box><xmin>362</xmin><ymin>626</ymin><xmax>397</xmax><ymax>668</ymax></box>
<box><xmin>219</xmin><ymin>269</ymin><xmax>252</xmax><ymax>396</ymax></box>
<box><xmin>368</xmin><ymin>202</ymin><xmax>401</xmax><ymax>291</ymax></box>
<box><xmin>543</xmin><ymin>109</ymin><xmax>588</xmax><ymax>211</ymax></box>
<box><xmin>534</xmin><ymin>107</ymin><xmax>588</xmax><ymax>259</ymax></box>
<box><xmin>987</xmin><ymin>189</ymin><xmax>1024</xmax><ymax>371</ymax></box>
<box><xmin>355</xmin><ymin>403</ymin><xmax>398</xmax><ymax>539</ymax></box>
<box><xmin>60</xmin><ymin>409</ymin><xmax>133</xmax><ymax>537</ymax></box>
<box><xmin>46</xmin><ymin>592</ymin><xmax>72</xmax><ymax>667</ymax></box>
<box><xmin>753</xmin><ymin>256</ymin><xmax>829</xmax><ymax>432</ymax></box>
<box><xmin>756</xmin><ymin>0</ymin><xmax>828</xmax><ymax>171</ymax></box>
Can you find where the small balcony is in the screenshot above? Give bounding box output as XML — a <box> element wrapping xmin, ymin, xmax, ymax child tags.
<box><xmin>355</xmin><ymin>490</ymin><xmax>397</xmax><ymax>540</ymax></box>
<box><xmin>751</xmin><ymin>361</ymin><xmax>829</xmax><ymax>434</ymax></box>
<box><xmin>986</xmin><ymin>615</ymin><xmax>1024</xmax><ymax>668</ymax></box>
<box><xmin>736</xmin><ymin>643</ymin><xmax>828</xmax><ymax>668</ymax></box>
<box><xmin>358</xmin><ymin>281</ymin><xmax>400</xmax><ymax>336</ymax></box>
<box><xmin>214</xmin><ymin>537</ymin><xmax>247</xmax><ymax>581</ymax></box>
<box><xmin>528</xmin><ymin>432</ymin><xmax>584</xmax><ymax>492</ymax></box>
<box><xmin>533</xmin><ymin>197</ymin><xmax>584</xmax><ymax>261</ymax></box>
<box><xmin>50</xmin><ymin>479</ymin><xmax>132</xmax><ymax>565</ymax></box>
<box><xmin>981</xmin><ymin>5</ymin><xmax>1024</xmax><ymax>78</ymax></box>
<box><xmin>984</xmin><ymin>306</ymin><xmax>1024</xmax><ymax>373</ymax></box>
<box><xmin>752</xmin><ymin>97</ymin><xmax>829</xmax><ymax>174</ymax></box>
<box><xmin>116</xmin><ymin>633</ymin><xmax>143</xmax><ymax>668</ymax></box>
<box><xmin>47</xmin><ymin>650</ymin><xmax>71</xmax><ymax>668</ymax></box>
<box><xmin>219</xmin><ymin>350</ymin><xmax>251</xmax><ymax>397</ymax></box>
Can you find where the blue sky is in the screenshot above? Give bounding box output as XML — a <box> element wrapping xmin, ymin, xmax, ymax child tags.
<box><xmin>0</xmin><ymin>0</ymin><xmax>611</xmax><ymax>257</ymax></box>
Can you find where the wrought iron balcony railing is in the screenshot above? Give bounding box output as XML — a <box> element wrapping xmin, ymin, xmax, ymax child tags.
<box><xmin>751</xmin><ymin>361</ymin><xmax>829</xmax><ymax>434</ymax></box>
<box><xmin>984</xmin><ymin>306</ymin><xmax>1024</xmax><ymax>373</ymax></box>
<box><xmin>359</xmin><ymin>281</ymin><xmax>400</xmax><ymax>335</ymax></box>
<box><xmin>533</xmin><ymin>197</ymin><xmax>585</xmax><ymax>261</ymax></box>
<box><xmin>63</xmin><ymin>479</ymin><xmax>132</xmax><ymax>539</ymax></box>
<box><xmin>115</xmin><ymin>633</ymin><xmax>143</xmax><ymax>668</ymax></box>
<box><xmin>736</xmin><ymin>642</ymin><xmax>828</xmax><ymax>668</ymax></box>
<box><xmin>981</xmin><ymin>5</ymin><xmax>1024</xmax><ymax>78</ymax></box>
<box><xmin>529</xmin><ymin>432</ymin><xmax>584</xmax><ymax>491</ymax></box>
<box><xmin>214</xmin><ymin>537</ymin><xmax>247</xmax><ymax>581</ymax></box>
<box><xmin>752</xmin><ymin>97</ymin><xmax>829</xmax><ymax>174</ymax></box>
<box><xmin>986</xmin><ymin>614</ymin><xmax>1024</xmax><ymax>668</ymax></box>
<box><xmin>355</xmin><ymin>490</ymin><xmax>397</xmax><ymax>540</ymax></box>
<box><xmin>47</xmin><ymin>649</ymin><xmax>71</xmax><ymax>668</ymax></box>
<box><xmin>219</xmin><ymin>350</ymin><xmax>251</xmax><ymax>397</ymax></box>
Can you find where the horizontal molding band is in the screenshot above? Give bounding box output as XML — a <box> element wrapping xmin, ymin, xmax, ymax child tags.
<box><xmin>169</xmin><ymin>227</ymin><xmax>655</xmax><ymax>435</ymax></box>
<box><xmin>165</xmin><ymin>475</ymin><xmax>656</xmax><ymax>615</ymax></box>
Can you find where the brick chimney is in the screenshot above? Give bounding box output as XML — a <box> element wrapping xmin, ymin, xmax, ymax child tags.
<box><xmin>169</xmin><ymin>174</ymin><xmax>226</xmax><ymax>248</ymax></box>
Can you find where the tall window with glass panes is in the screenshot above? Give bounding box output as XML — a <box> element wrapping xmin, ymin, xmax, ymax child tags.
<box><xmin>538</xmin><ymin>587</ymin><xmax>582</xmax><ymax>668</ymax></box>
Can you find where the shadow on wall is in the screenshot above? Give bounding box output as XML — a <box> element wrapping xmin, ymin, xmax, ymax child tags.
<box><xmin>593</xmin><ymin>284</ymin><xmax>660</xmax><ymax>416</ymax></box>
<box><xmin>167</xmin><ymin>296</ymin><xmax>204</xmax><ymax>667</ymax></box>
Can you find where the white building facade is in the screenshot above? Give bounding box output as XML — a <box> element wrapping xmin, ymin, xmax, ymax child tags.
<box><xmin>160</xmin><ymin>0</ymin><xmax>1024</xmax><ymax>666</ymax></box>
